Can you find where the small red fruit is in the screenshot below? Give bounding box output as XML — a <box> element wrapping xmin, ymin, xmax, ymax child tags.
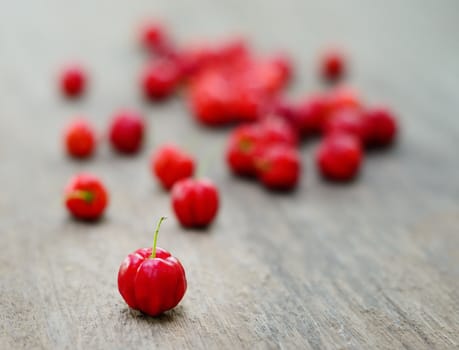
<box><xmin>226</xmin><ymin>124</ymin><xmax>261</xmax><ymax>176</ymax></box>
<box><xmin>171</xmin><ymin>178</ymin><xmax>219</xmax><ymax>228</ymax></box>
<box><xmin>64</xmin><ymin>119</ymin><xmax>96</xmax><ymax>158</ymax></box>
<box><xmin>324</xmin><ymin>108</ymin><xmax>364</xmax><ymax>141</ymax></box>
<box><xmin>118</xmin><ymin>217</ymin><xmax>187</xmax><ymax>317</ymax></box>
<box><xmin>295</xmin><ymin>94</ymin><xmax>329</xmax><ymax>137</ymax></box>
<box><xmin>64</xmin><ymin>173</ymin><xmax>109</xmax><ymax>220</ymax></box>
<box><xmin>140</xmin><ymin>21</ymin><xmax>174</xmax><ymax>56</ymax></box>
<box><xmin>257</xmin><ymin>117</ymin><xmax>299</xmax><ymax>148</ymax></box>
<box><xmin>316</xmin><ymin>134</ymin><xmax>363</xmax><ymax>182</ymax></box>
<box><xmin>326</xmin><ymin>87</ymin><xmax>362</xmax><ymax>116</ymax></box>
<box><xmin>362</xmin><ymin>107</ymin><xmax>398</xmax><ymax>148</ymax></box>
<box><xmin>109</xmin><ymin>110</ymin><xmax>145</xmax><ymax>154</ymax></box>
<box><xmin>255</xmin><ymin>145</ymin><xmax>301</xmax><ymax>190</ymax></box>
<box><xmin>321</xmin><ymin>50</ymin><xmax>346</xmax><ymax>82</ymax></box>
<box><xmin>141</xmin><ymin>60</ymin><xmax>181</xmax><ymax>101</ymax></box>
<box><xmin>60</xmin><ymin>65</ymin><xmax>86</xmax><ymax>98</ymax></box>
<box><xmin>151</xmin><ymin>144</ymin><xmax>195</xmax><ymax>190</ymax></box>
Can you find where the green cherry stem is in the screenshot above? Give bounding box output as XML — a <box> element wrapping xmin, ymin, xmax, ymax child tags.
<box><xmin>151</xmin><ymin>216</ymin><xmax>167</xmax><ymax>259</ymax></box>
<box><xmin>66</xmin><ymin>190</ymin><xmax>94</xmax><ymax>203</ymax></box>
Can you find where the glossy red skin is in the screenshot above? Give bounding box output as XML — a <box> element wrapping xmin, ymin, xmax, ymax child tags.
<box><xmin>189</xmin><ymin>70</ymin><xmax>232</xmax><ymax>126</ymax></box>
<box><xmin>324</xmin><ymin>108</ymin><xmax>365</xmax><ymax>141</ymax></box>
<box><xmin>316</xmin><ymin>134</ymin><xmax>363</xmax><ymax>182</ymax></box>
<box><xmin>140</xmin><ymin>21</ymin><xmax>175</xmax><ymax>56</ymax></box>
<box><xmin>118</xmin><ymin>247</ymin><xmax>187</xmax><ymax>316</ymax></box>
<box><xmin>362</xmin><ymin>107</ymin><xmax>398</xmax><ymax>148</ymax></box>
<box><xmin>64</xmin><ymin>119</ymin><xmax>96</xmax><ymax>158</ymax></box>
<box><xmin>151</xmin><ymin>144</ymin><xmax>195</xmax><ymax>190</ymax></box>
<box><xmin>326</xmin><ymin>87</ymin><xmax>362</xmax><ymax>116</ymax></box>
<box><xmin>141</xmin><ymin>60</ymin><xmax>181</xmax><ymax>100</ymax></box>
<box><xmin>296</xmin><ymin>94</ymin><xmax>329</xmax><ymax>136</ymax></box>
<box><xmin>60</xmin><ymin>66</ymin><xmax>86</xmax><ymax>97</ymax></box>
<box><xmin>226</xmin><ymin>124</ymin><xmax>261</xmax><ymax>176</ymax></box>
<box><xmin>64</xmin><ymin>173</ymin><xmax>109</xmax><ymax>220</ymax></box>
<box><xmin>255</xmin><ymin>145</ymin><xmax>301</xmax><ymax>190</ymax></box>
<box><xmin>109</xmin><ymin>111</ymin><xmax>145</xmax><ymax>154</ymax></box>
<box><xmin>171</xmin><ymin>178</ymin><xmax>219</xmax><ymax>228</ymax></box>
<box><xmin>321</xmin><ymin>50</ymin><xmax>345</xmax><ymax>81</ymax></box>
<box><xmin>257</xmin><ymin>118</ymin><xmax>299</xmax><ymax>147</ymax></box>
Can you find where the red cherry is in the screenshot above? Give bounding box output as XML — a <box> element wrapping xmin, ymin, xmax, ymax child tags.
<box><xmin>60</xmin><ymin>65</ymin><xmax>86</xmax><ymax>98</ymax></box>
<box><xmin>171</xmin><ymin>178</ymin><xmax>219</xmax><ymax>228</ymax></box>
<box><xmin>64</xmin><ymin>173</ymin><xmax>109</xmax><ymax>220</ymax></box>
<box><xmin>118</xmin><ymin>217</ymin><xmax>187</xmax><ymax>316</ymax></box>
<box><xmin>109</xmin><ymin>110</ymin><xmax>145</xmax><ymax>154</ymax></box>
<box><xmin>255</xmin><ymin>145</ymin><xmax>301</xmax><ymax>190</ymax></box>
<box><xmin>362</xmin><ymin>107</ymin><xmax>398</xmax><ymax>148</ymax></box>
<box><xmin>141</xmin><ymin>59</ymin><xmax>181</xmax><ymax>101</ymax></box>
<box><xmin>189</xmin><ymin>70</ymin><xmax>232</xmax><ymax>126</ymax></box>
<box><xmin>326</xmin><ymin>87</ymin><xmax>362</xmax><ymax>116</ymax></box>
<box><xmin>321</xmin><ymin>49</ymin><xmax>346</xmax><ymax>82</ymax></box>
<box><xmin>151</xmin><ymin>144</ymin><xmax>195</xmax><ymax>190</ymax></box>
<box><xmin>140</xmin><ymin>21</ymin><xmax>174</xmax><ymax>56</ymax></box>
<box><xmin>316</xmin><ymin>134</ymin><xmax>363</xmax><ymax>182</ymax></box>
<box><xmin>296</xmin><ymin>94</ymin><xmax>329</xmax><ymax>137</ymax></box>
<box><xmin>64</xmin><ymin>119</ymin><xmax>96</xmax><ymax>159</ymax></box>
<box><xmin>226</xmin><ymin>124</ymin><xmax>261</xmax><ymax>176</ymax></box>
<box><xmin>324</xmin><ymin>108</ymin><xmax>365</xmax><ymax>141</ymax></box>
<box><xmin>257</xmin><ymin>117</ymin><xmax>299</xmax><ymax>148</ymax></box>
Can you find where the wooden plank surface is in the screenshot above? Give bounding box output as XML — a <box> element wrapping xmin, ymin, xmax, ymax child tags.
<box><xmin>1</xmin><ymin>0</ymin><xmax>459</xmax><ymax>349</ymax></box>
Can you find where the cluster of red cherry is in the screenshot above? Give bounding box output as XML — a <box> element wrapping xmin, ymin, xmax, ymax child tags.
<box><xmin>60</xmin><ymin>20</ymin><xmax>398</xmax><ymax>318</ymax></box>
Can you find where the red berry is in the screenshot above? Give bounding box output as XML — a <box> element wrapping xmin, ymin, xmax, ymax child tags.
<box><xmin>60</xmin><ymin>65</ymin><xmax>86</xmax><ymax>98</ymax></box>
<box><xmin>189</xmin><ymin>70</ymin><xmax>232</xmax><ymax>126</ymax></box>
<box><xmin>257</xmin><ymin>117</ymin><xmax>299</xmax><ymax>148</ymax></box>
<box><xmin>362</xmin><ymin>107</ymin><xmax>398</xmax><ymax>148</ymax></box>
<box><xmin>316</xmin><ymin>134</ymin><xmax>363</xmax><ymax>182</ymax></box>
<box><xmin>118</xmin><ymin>217</ymin><xmax>187</xmax><ymax>316</ymax></box>
<box><xmin>151</xmin><ymin>144</ymin><xmax>195</xmax><ymax>190</ymax></box>
<box><xmin>140</xmin><ymin>21</ymin><xmax>174</xmax><ymax>56</ymax></box>
<box><xmin>324</xmin><ymin>108</ymin><xmax>364</xmax><ymax>141</ymax></box>
<box><xmin>64</xmin><ymin>173</ymin><xmax>109</xmax><ymax>220</ymax></box>
<box><xmin>171</xmin><ymin>178</ymin><xmax>219</xmax><ymax>228</ymax></box>
<box><xmin>64</xmin><ymin>119</ymin><xmax>96</xmax><ymax>159</ymax></box>
<box><xmin>226</xmin><ymin>124</ymin><xmax>261</xmax><ymax>176</ymax></box>
<box><xmin>141</xmin><ymin>59</ymin><xmax>181</xmax><ymax>101</ymax></box>
<box><xmin>321</xmin><ymin>50</ymin><xmax>346</xmax><ymax>82</ymax></box>
<box><xmin>255</xmin><ymin>145</ymin><xmax>301</xmax><ymax>190</ymax></box>
<box><xmin>326</xmin><ymin>87</ymin><xmax>362</xmax><ymax>116</ymax></box>
<box><xmin>109</xmin><ymin>110</ymin><xmax>145</xmax><ymax>154</ymax></box>
<box><xmin>296</xmin><ymin>94</ymin><xmax>329</xmax><ymax>137</ymax></box>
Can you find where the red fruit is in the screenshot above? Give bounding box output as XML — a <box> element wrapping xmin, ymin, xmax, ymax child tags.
<box><xmin>140</xmin><ymin>21</ymin><xmax>174</xmax><ymax>56</ymax></box>
<box><xmin>321</xmin><ymin>50</ymin><xmax>346</xmax><ymax>82</ymax></box>
<box><xmin>362</xmin><ymin>107</ymin><xmax>398</xmax><ymax>148</ymax></box>
<box><xmin>141</xmin><ymin>60</ymin><xmax>181</xmax><ymax>101</ymax></box>
<box><xmin>189</xmin><ymin>70</ymin><xmax>232</xmax><ymax>126</ymax></box>
<box><xmin>226</xmin><ymin>124</ymin><xmax>261</xmax><ymax>176</ymax></box>
<box><xmin>118</xmin><ymin>217</ymin><xmax>187</xmax><ymax>316</ymax></box>
<box><xmin>64</xmin><ymin>119</ymin><xmax>96</xmax><ymax>158</ymax></box>
<box><xmin>109</xmin><ymin>110</ymin><xmax>145</xmax><ymax>154</ymax></box>
<box><xmin>258</xmin><ymin>118</ymin><xmax>299</xmax><ymax>147</ymax></box>
<box><xmin>151</xmin><ymin>144</ymin><xmax>195</xmax><ymax>190</ymax></box>
<box><xmin>296</xmin><ymin>94</ymin><xmax>329</xmax><ymax>137</ymax></box>
<box><xmin>324</xmin><ymin>108</ymin><xmax>364</xmax><ymax>141</ymax></box>
<box><xmin>171</xmin><ymin>178</ymin><xmax>219</xmax><ymax>228</ymax></box>
<box><xmin>326</xmin><ymin>87</ymin><xmax>362</xmax><ymax>116</ymax></box>
<box><xmin>64</xmin><ymin>173</ymin><xmax>109</xmax><ymax>220</ymax></box>
<box><xmin>316</xmin><ymin>134</ymin><xmax>363</xmax><ymax>182</ymax></box>
<box><xmin>60</xmin><ymin>65</ymin><xmax>86</xmax><ymax>98</ymax></box>
<box><xmin>255</xmin><ymin>145</ymin><xmax>301</xmax><ymax>190</ymax></box>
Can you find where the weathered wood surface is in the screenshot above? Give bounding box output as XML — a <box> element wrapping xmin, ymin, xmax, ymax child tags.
<box><xmin>1</xmin><ymin>0</ymin><xmax>459</xmax><ymax>349</ymax></box>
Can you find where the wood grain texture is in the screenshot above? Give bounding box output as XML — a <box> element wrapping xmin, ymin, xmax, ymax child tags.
<box><xmin>1</xmin><ymin>0</ymin><xmax>459</xmax><ymax>349</ymax></box>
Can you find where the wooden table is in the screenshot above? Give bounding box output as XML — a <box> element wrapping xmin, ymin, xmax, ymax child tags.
<box><xmin>1</xmin><ymin>0</ymin><xmax>458</xmax><ymax>349</ymax></box>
